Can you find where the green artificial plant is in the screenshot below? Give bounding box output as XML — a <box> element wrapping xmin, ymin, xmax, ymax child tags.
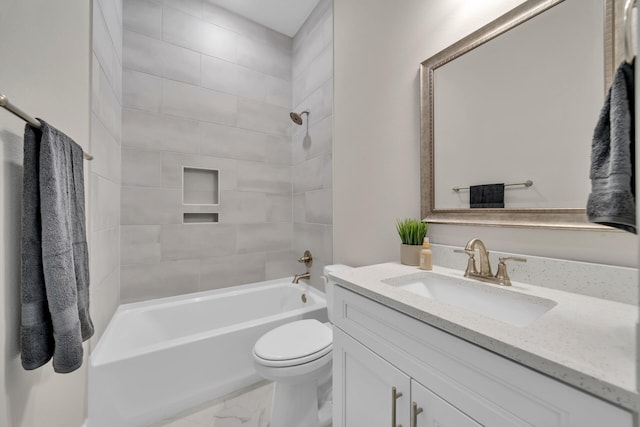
<box><xmin>395</xmin><ymin>218</ymin><xmax>429</xmax><ymax>245</ymax></box>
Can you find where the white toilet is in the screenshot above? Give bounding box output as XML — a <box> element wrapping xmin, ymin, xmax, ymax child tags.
<box><xmin>252</xmin><ymin>264</ymin><xmax>351</xmax><ymax>427</ymax></box>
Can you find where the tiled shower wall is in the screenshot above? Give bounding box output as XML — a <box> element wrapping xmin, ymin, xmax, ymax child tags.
<box><xmin>292</xmin><ymin>0</ymin><xmax>333</xmax><ymax>290</ymax></box>
<box><xmin>90</xmin><ymin>0</ymin><xmax>122</xmax><ymax>343</ymax></box>
<box><xmin>120</xmin><ymin>0</ymin><xmax>295</xmax><ymax>302</ymax></box>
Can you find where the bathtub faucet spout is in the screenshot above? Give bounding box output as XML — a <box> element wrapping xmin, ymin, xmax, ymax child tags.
<box><xmin>292</xmin><ymin>272</ymin><xmax>311</xmax><ymax>284</ymax></box>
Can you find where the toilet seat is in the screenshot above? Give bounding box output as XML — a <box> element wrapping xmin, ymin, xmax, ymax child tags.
<box><xmin>253</xmin><ymin>319</ymin><xmax>332</xmax><ymax>368</ymax></box>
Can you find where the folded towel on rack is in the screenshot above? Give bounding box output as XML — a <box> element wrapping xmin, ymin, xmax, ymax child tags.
<box><xmin>587</xmin><ymin>60</ymin><xmax>636</xmax><ymax>233</ymax></box>
<box><xmin>20</xmin><ymin>119</ymin><xmax>93</xmax><ymax>373</ymax></box>
<box><xmin>470</xmin><ymin>183</ymin><xmax>505</xmax><ymax>208</ymax></box>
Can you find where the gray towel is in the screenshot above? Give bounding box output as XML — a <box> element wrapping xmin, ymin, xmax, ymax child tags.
<box><xmin>20</xmin><ymin>119</ymin><xmax>94</xmax><ymax>373</ymax></box>
<box><xmin>587</xmin><ymin>60</ymin><xmax>635</xmax><ymax>233</ymax></box>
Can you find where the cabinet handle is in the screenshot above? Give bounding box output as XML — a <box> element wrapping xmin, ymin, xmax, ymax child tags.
<box><xmin>411</xmin><ymin>402</ymin><xmax>424</xmax><ymax>427</ymax></box>
<box><xmin>391</xmin><ymin>386</ymin><xmax>403</xmax><ymax>427</ymax></box>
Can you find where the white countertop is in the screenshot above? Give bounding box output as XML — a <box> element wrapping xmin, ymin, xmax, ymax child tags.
<box><xmin>330</xmin><ymin>262</ymin><xmax>639</xmax><ymax>412</ymax></box>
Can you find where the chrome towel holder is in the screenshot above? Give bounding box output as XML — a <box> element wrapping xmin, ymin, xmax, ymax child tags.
<box><xmin>452</xmin><ymin>180</ymin><xmax>533</xmax><ymax>193</ymax></box>
<box><xmin>0</xmin><ymin>92</ymin><xmax>93</xmax><ymax>161</ymax></box>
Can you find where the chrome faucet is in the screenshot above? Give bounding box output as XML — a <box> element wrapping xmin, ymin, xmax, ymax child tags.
<box><xmin>456</xmin><ymin>238</ymin><xmax>526</xmax><ymax>286</ymax></box>
<box><xmin>292</xmin><ymin>272</ymin><xmax>311</xmax><ymax>284</ymax></box>
<box><xmin>292</xmin><ymin>250</ymin><xmax>313</xmax><ymax>284</ymax></box>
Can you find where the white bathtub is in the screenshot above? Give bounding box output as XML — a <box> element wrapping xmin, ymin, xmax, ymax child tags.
<box><xmin>87</xmin><ymin>278</ymin><xmax>328</xmax><ymax>427</ymax></box>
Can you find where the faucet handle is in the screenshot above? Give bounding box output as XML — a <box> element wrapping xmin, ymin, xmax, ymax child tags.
<box><xmin>454</xmin><ymin>249</ymin><xmax>478</xmax><ymax>277</ymax></box>
<box><xmin>495</xmin><ymin>257</ymin><xmax>526</xmax><ymax>286</ymax></box>
<box><xmin>297</xmin><ymin>250</ymin><xmax>313</xmax><ymax>268</ymax></box>
<box><xmin>498</xmin><ymin>256</ymin><xmax>527</xmax><ymax>263</ymax></box>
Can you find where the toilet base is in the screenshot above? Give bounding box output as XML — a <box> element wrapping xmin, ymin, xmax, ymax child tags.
<box><xmin>270</xmin><ymin>381</ymin><xmax>320</xmax><ymax>427</ymax></box>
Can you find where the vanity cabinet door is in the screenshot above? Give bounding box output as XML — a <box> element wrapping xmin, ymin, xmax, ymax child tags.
<box><xmin>333</xmin><ymin>327</ymin><xmax>411</xmax><ymax>427</ymax></box>
<box><xmin>411</xmin><ymin>380</ymin><xmax>481</xmax><ymax>427</ymax></box>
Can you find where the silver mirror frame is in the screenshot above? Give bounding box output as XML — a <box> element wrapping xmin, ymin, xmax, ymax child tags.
<box><xmin>420</xmin><ymin>0</ymin><xmax>619</xmax><ymax>230</ymax></box>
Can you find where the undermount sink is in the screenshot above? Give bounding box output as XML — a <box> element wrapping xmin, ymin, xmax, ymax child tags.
<box><xmin>382</xmin><ymin>272</ymin><xmax>557</xmax><ymax>327</ymax></box>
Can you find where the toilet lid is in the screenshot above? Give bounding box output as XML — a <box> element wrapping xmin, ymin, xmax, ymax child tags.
<box><xmin>254</xmin><ymin>319</ymin><xmax>332</xmax><ymax>363</ymax></box>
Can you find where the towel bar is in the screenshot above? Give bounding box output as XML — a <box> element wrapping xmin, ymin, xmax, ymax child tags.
<box><xmin>452</xmin><ymin>180</ymin><xmax>533</xmax><ymax>192</ymax></box>
<box><xmin>0</xmin><ymin>92</ymin><xmax>93</xmax><ymax>161</ymax></box>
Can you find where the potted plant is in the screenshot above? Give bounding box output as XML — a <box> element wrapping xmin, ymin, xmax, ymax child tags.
<box><xmin>396</xmin><ymin>218</ymin><xmax>429</xmax><ymax>266</ymax></box>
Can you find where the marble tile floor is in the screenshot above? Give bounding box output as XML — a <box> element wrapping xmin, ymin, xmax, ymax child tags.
<box><xmin>149</xmin><ymin>381</ymin><xmax>274</xmax><ymax>427</ymax></box>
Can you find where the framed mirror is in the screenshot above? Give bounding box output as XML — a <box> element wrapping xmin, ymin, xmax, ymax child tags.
<box><xmin>420</xmin><ymin>0</ymin><xmax>622</xmax><ymax>229</ymax></box>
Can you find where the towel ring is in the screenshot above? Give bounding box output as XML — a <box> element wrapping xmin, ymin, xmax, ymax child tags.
<box><xmin>624</xmin><ymin>0</ymin><xmax>637</xmax><ymax>64</ymax></box>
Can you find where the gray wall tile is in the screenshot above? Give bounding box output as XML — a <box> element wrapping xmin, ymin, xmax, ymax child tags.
<box><xmin>305</xmin><ymin>189</ymin><xmax>332</xmax><ymax>224</ymax></box>
<box><xmin>267</xmin><ymin>194</ymin><xmax>293</xmax><ymax>223</ymax></box>
<box><xmin>201</xmin><ymin>2</ymin><xmax>268</xmax><ymax>40</ymax></box>
<box><xmin>122</xmin><ymin>147</ymin><xmax>162</xmax><ymax>187</ymax></box>
<box><xmin>199</xmin><ymin>122</ymin><xmax>265</xmax><ymax>161</ymax></box>
<box><xmin>123</xmin><ymin>30</ymin><xmax>164</xmax><ymax>74</ymax></box>
<box><xmin>266</xmin><ymin>251</ymin><xmax>295</xmax><ymax>280</ymax></box>
<box><xmin>92</xmin><ymin>174</ymin><xmax>121</xmax><ymax>231</ymax></box>
<box><xmin>120</xmin><ymin>0</ymin><xmax>307</xmax><ymax>302</ymax></box>
<box><xmin>161</xmin><ymin>42</ymin><xmax>201</xmax><ymax>85</ymax></box>
<box><xmin>120</xmin><ymin>225</ymin><xmax>162</xmax><ymax>265</ymax></box>
<box><xmin>219</xmin><ymin>191</ymin><xmax>268</xmax><ymax>223</ymax></box>
<box><xmin>292</xmin><ymin>22</ymin><xmax>326</xmax><ymax>78</ymax></box>
<box><xmin>293</xmin><ymin>154</ymin><xmax>330</xmax><ymax>193</ymax></box>
<box><xmin>91</xmin><ymin>112</ymin><xmax>121</xmax><ymax>183</ymax></box>
<box><xmin>293</xmin><ymin>45</ymin><xmax>332</xmax><ymax>106</ymax></box>
<box><xmin>294</xmin><ymin>193</ymin><xmax>305</xmax><ymax>223</ymax></box>
<box><xmin>236</xmin><ymin>223</ymin><xmax>293</xmax><ymax>254</ymax></box>
<box><xmin>123</xmin><ymin>0</ymin><xmax>162</xmax><ymax>39</ymax></box>
<box><xmin>89</xmin><ymin>269</ymin><xmax>120</xmax><ymax>347</ymax></box>
<box><xmin>199</xmin><ymin>253</ymin><xmax>266</xmax><ymax>291</ymax></box>
<box><xmin>237</xmin><ymin>36</ymin><xmax>291</xmax><ymax>81</ymax></box>
<box><xmin>122</xmin><ymin>108</ymin><xmax>201</xmax><ymax>153</ymax></box>
<box><xmin>97</xmin><ymin>63</ymin><xmax>122</xmax><ymax>140</ymax></box>
<box><xmin>237</xmin><ymin>161</ymin><xmax>291</xmax><ymax>194</ymax></box>
<box><xmin>160</xmin><ymin>223</ymin><xmax>236</xmax><ymax>260</ymax></box>
<box><xmin>121</xmin><ymin>259</ymin><xmax>201</xmax><ymax>303</ymax></box>
<box><xmin>124</xmin><ymin>31</ymin><xmax>202</xmax><ymax>85</ymax></box>
<box><xmin>161</xmin><ymin>79</ymin><xmax>238</xmax><ymax>125</ymax></box>
<box><xmin>265</xmin><ymin>76</ymin><xmax>291</xmax><ymax>109</ymax></box>
<box><xmin>237</xmin><ymin>98</ymin><xmax>291</xmax><ymax>136</ymax></box>
<box><xmin>158</xmin><ymin>0</ymin><xmax>203</xmax><ymax>18</ymax></box>
<box><xmin>201</xmin><ymin>55</ymin><xmax>269</xmax><ymax>102</ymax></box>
<box><xmin>163</xmin><ymin>8</ymin><xmax>236</xmax><ymax>61</ymax></box>
<box><xmin>98</xmin><ymin>0</ymin><xmax>124</xmax><ymax>61</ymax></box>
<box><xmin>121</xmin><ymin>186</ymin><xmax>183</xmax><ymax>224</ymax></box>
<box><xmin>93</xmin><ymin>2</ymin><xmax>117</xmax><ymax>90</ymax></box>
<box><xmin>92</xmin><ymin>0</ymin><xmax>121</xmax><ymax>342</ymax></box>
<box><xmin>91</xmin><ymin>226</ymin><xmax>121</xmax><ymax>287</ymax></box>
<box><xmin>123</xmin><ymin>69</ymin><xmax>162</xmax><ymax>112</ymax></box>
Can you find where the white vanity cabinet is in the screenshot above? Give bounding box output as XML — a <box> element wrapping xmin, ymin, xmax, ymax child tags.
<box><xmin>332</xmin><ymin>286</ymin><xmax>633</xmax><ymax>427</ymax></box>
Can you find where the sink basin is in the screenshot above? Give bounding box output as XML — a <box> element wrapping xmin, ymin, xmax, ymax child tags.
<box><xmin>382</xmin><ymin>272</ymin><xmax>557</xmax><ymax>327</ymax></box>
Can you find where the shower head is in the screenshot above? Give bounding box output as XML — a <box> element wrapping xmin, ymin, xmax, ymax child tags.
<box><xmin>290</xmin><ymin>110</ymin><xmax>309</xmax><ymax>125</ymax></box>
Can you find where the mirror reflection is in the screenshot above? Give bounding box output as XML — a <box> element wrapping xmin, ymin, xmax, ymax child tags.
<box><xmin>421</xmin><ymin>0</ymin><xmax>616</xmax><ymax>228</ymax></box>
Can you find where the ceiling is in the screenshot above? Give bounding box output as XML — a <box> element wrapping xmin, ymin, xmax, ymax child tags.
<box><xmin>206</xmin><ymin>0</ymin><xmax>321</xmax><ymax>37</ymax></box>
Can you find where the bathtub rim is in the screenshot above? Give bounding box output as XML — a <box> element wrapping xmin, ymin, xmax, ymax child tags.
<box><xmin>90</xmin><ymin>278</ymin><xmax>326</xmax><ymax>366</ymax></box>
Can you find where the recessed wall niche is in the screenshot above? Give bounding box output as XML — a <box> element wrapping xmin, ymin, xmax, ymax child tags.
<box><xmin>183</xmin><ymin>167</ymin><xmax>219</xmax><ymax>205</ymax></box>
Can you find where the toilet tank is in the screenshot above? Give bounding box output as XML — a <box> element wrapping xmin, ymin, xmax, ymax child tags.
<box><xmin>323</xmin><ymin>264</ymin><xmax>352</xmax><ymax>323</ymax></box>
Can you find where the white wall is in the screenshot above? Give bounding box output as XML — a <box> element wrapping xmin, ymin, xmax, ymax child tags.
<box><xmin>333</xmin><ymin>0</ymin><xmax>638</xmax><ymax>268</ymax></box>
<box><xmin>0</xmin><ymin>1</ymin><xmax>91</xmax><ymax>426</ymax></box>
